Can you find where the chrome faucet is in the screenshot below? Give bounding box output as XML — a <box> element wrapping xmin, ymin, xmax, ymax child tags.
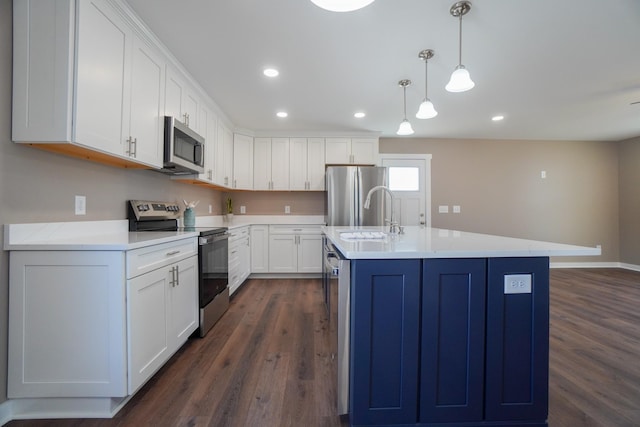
<box><xmin>364</xmin><ymin>185</ymin><xmax>400</xmax><ymax>234</ymax></box>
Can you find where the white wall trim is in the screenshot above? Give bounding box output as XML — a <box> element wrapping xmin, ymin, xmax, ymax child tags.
<box><xmin>0</xmin><ymin>400</ymin><xmax>12</xmax><ymax>426</ymax></box>
<box><xmin>550</xmin><ymin>261</ymin><xmax>640</xmax><ymax>271</ymax></box>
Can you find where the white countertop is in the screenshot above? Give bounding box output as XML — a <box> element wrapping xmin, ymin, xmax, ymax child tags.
<box><xmin>4</xmin><ymin>215</ymin><xmax>326</xmax><ymax>251</ymax></box>
<box><xmin>322</xmin><ymin>226</ymin><xmax>601</xmax><ymax>259</ymax></box>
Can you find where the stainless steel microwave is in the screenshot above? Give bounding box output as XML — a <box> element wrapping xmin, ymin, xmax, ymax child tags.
<box><xmin>159</xmin><ymin>116</ymin><xmax>205</xmax><ymax>175</ymax></box>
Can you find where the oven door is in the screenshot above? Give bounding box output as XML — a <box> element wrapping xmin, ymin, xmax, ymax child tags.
<box><xmin>199</xmin><ymin>232</ymin><xmax>229</xmax><ymax>308</ymax></box>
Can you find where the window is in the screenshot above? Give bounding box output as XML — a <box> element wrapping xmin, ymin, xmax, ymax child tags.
<box><xmin>388</xmin><ymin>167</ymin><xmax>419</xmax><ymax>191</ymax></box>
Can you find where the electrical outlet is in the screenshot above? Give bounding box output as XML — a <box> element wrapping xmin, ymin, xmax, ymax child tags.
<box><xmin>285</xmin><ymin>205</ymin><xmax>291</xmax><ymax>214</ymax></box>
<box><xmin>75</xmin><ymin>195</ymin><xmax>86</xmax><ymax>215</ymax></box>
<box><xmin>240</xmin><ymin>205</ymin><xmax>246</xmax><ymax>214</ymax></box>
<box><xmin>208</xmin><ymin>204</ymin><xmax>212</xmax><ymax>214</ymax></box>
<box><xmin>453</xmin><ymin>205</ymin><xmax>461</xmax><ymax>213</ymax></box>
<box><xmin>541</xmin><ymin>170</ymin><xmax>547</xmax><ymax>179</ymax></box>
<box><xmin>504</xmin><ymin>274</ymin><xmax>532</xmax><ymax>294</ymax></box>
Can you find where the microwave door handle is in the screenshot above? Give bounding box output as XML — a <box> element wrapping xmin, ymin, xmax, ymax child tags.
<box><xmin>194</xmin><ymin>143</ymin><xmax>204</xmax><ymax>165</ymax></box>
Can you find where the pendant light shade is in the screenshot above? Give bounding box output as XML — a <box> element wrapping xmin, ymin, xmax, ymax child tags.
<box><xmin>397</xmin><ymin>119</ymin><xmax>414</xmax><ymax>135</ymax></box>
<box><xmin>446</xmin><ymin>1</ymin><xmax>474</xmax><ymax>93</ymax></box>
<box><xmin>396</xmin><ymin>79</ymin><xmax>414</xmax><ymax>136</ymax></box>
<box><xmin>310</xmin><ymin>0</ymin><xmax>375</xmax><ymax>12</ymax></box>
<box><xmin>416</xmin><ymin>49</ymin><xmax>438</xmax><ymax>119</ymax></box>
<box><xmin>445</xmin><ymin>65</ymin><xmax>475</xmax><ymax>92</ymax></box>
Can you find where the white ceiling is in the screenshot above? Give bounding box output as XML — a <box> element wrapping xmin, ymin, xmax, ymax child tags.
<box><xmin>126</xmin><ymin>0</ymin><xmax>640</xmax><ymax>141</ymax></box>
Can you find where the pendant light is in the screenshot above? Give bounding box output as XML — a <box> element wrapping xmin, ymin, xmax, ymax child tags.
<box><xmin>310</xmin><ymin>0</ymin><xmax>375</xmax><ymax>12</ymax></box>
<box><xmin>416</xmin><ymin>49</ymin><xmax>438</xmax><ymax>119</ymax></box>
<box><xmin>396</xmin><ymin>79</ymin><xmax>414</xmax><ymax>136</ymax></box>
<box><xmin>445</xmin><ymin>1</ymin><xmax>475</xmax><ymax>93</ymax></box>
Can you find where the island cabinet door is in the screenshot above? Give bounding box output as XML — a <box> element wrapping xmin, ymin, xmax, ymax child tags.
<box><xmin>485</xmin><ymin>257</ymin><xmax>549</xmax><ymax>422</ymax></box>
<box><xmin>419</xmin><ymin>258</ymin><xmax>486</xmax><ymax>423</ymax></box>
<box><xmin>350</xmin><ymin>259</ymin><xmax>421</xmax><ymax>426</ymax></box>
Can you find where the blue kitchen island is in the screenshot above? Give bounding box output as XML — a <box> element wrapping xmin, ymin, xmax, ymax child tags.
<box><xmin>322</xmin><ymin>226</ymin><xmax>600</xmax><ymax>427</ymax></box>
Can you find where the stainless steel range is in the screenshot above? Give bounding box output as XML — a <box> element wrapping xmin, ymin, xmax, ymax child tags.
<box><xmin>128</xmin><ymin>200</ymin><xmax>229</xmax><ymax>337</ymax></box>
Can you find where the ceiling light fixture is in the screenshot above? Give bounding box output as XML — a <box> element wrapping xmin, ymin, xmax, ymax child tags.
<box><xmin>263</xmin><ymin>68</ymin><xmax>279</xmax><ymax>77</ymax></box>
<box><xmin>445</xmin><ymin>1</ymin><xmax>475</xmax><ymax>93</ymax></box>
<box><xmin>276</xmin><ymin>111</ymin><xmax>288</xmax><ymax>118</ymax></box>
<box><xmin>354</xmin><ymin>112</ymin><xmax>366</xmax><ymax>118</ymax></box>
<box><xmin>416</xmin><ymin>49</ymin><xmax>438</xmax><ymax>119</ymax></box>
<box><xmin>396</xmin><ymin>79</ymin><xmax>414</xmax><ymax>136</ymax></box>
<box><xmin>492</xmin><ymin>115</ymin><xmax>504</xmax><ymax>121</ymax></box>
<box><xmin>310</xmin><ymin>0</ymin><xmax>375</xmax><ymax>12</ymax></box>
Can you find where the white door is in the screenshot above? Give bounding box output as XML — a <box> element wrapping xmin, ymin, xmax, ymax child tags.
<box><xmin>380</xmin><ymin>155</ymin><xmax>432</xmax><ymax>227</ymax></box>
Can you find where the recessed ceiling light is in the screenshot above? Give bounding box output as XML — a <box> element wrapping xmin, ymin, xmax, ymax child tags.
<box><xmin>492</xmin><ymin>115</ymin><xmax>505</xmax><ymax>121</ymax></box>
<box><xmin>310</xmin><ymin>0</ymin><xmax>375</xmax><ymax>12</ymax></box>
<box><xmin>354</xmin><ymin>112</ymin><xmax>366</xmax><ymax>118</ymax></box>
<box><xmin>263</xmin><ymin>68</ymin><xmax>279</xmax><ymax>77</ymax></box>
<box><xmin>276</xmin><ymin>111</ymin><xmax>288</xmax><ymax>118</ymax></box>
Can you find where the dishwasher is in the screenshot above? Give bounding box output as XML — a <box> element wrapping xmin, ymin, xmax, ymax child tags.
<box><xmin>324</xmin><ymin>237</ymin><xmax>350</xmax><ymax>415</ymax></box>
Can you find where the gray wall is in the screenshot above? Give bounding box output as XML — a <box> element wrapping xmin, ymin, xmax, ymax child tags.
<box><xmin>619</xmin><ymin>136</ymin><xmax>640</xmax><ymax>264</ymax></box>
<box><xmin>380</xmin><ymin>138</ymin><xmax>621</xmax><ymax>263</ymax></box>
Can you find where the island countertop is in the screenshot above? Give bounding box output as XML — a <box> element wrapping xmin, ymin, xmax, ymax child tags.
<box><xmin>322</xmin><ymin>225</ymin><xmax>601</xmax><ymax>259</ymax></box>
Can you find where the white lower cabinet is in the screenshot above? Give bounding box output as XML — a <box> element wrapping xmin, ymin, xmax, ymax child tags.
<box><xmin>7</xmin><ymin>238</ymin><xmax>198</xmax><ymax>400</ymax></box>
<box><xmin>127</xmin><ymin>255</ymin><xmax>197</xmax><ymax>394</ymax></box>
<box><xmin>250</xmin><ymin>225</ymin><xmax>269</xmax><ymax>273</ymax></box>
<box><xmin>268</xmin><ymin>225</ymin><xmax>323</xmax><ymax>273</ymax></box>
<box><xmin>229</xmin><ymin>226</ymin><xmax>250</xmax><ymax>295</ymax></box>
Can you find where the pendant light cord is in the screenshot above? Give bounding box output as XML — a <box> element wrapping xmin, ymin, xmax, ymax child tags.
<box><xmin>403</xmin><ymin>85</ymin><xmax>408</xmax><ymax>119</ymax></box>
<box><xmin>458</xmin><ymin>13</ymin><xmax>463</xmax><ymax>66</ymax></box>
<box><xmin>424</xmin><ymin>59</ymin><xmax>429</xmax><ymax>99</ymax></box>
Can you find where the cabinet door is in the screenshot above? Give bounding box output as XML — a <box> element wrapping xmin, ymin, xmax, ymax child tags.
<box><xmin>289</xmin><ymin>138</ymin><xmax>307</xmax><ymax>190</ymax></box>
<box><xmin>75</xmin><ymin>0</ymin><xmax>131</xmax><ymax>156</ymax></box>
<box><xmin>128</xmin><ymin>35</ymin><xmax>164</xmax><ymax>167</ymax></box>
<box><xmin>268</xmin><ymin>235</ymin><xmax>298</xmax><ymax>273</ymax></box>
<box><xmin>204</xmin><ymin>109</ymin><xmax>218</xmax><ymax>182</ymax></box>
<box><xmin>170</xmin><ymin>256</ymin><xmax>199</xmax><ymax>348</ymax></box>
<box><xmin>127</xmin><ymin>266</ymin><xmax>170</xmax><ymax>394</ymax></box>
<box><xmin>250</xmin><ymin>225</ymin><xmax>269</xmax><ymax>273</ymax></box>
<box><xmin>270</xmin><ymin>138</ymin><xmax>290</xmax><ymax>190</ymax></box>
<box><xmin>165</xmin><ymin>67</ymin><xmax>184</xmax><ymax>121</ymax></box>
<box><xmin>350</xmin><ymin>259</ymin><xmax>421</xmax><ymax>425</ymax></box>
<box><xmin>307</xmin><ymin>137</ymin><xmax>326</xmax><ymax>190</ymax></box>
<box><xmin>253</xmin><ymin>138</ymin><xmax>272</xmax><ymax>190</ymax></box>
<box><xmin>325</xmin><ymin>137</ymin><xmax>351</xmax><ymax>164</ymax></box>
<box><xmin>216</xmin><ymin>122</ymin><xmax>233</xmax><ymax>186</ymax></box>
<box><xmin>233</xmin><ymin>134</ymin><xmax>253</xmax><ymax>189</ymax></box>
<box><xmin>485</xmin><ymin>257</ymin><xmax>549</xmax><ymax>422</ymax></box>
<box><xmin>420</xmin><ymin>259</ymin><xmax>486</xmax><ymax>423</ymax></box>
<box><xmin>8</xmin><ymin>251</ymin><xmax>126</xmax><ymax>398</ymax></box>
<box><xmin>297</xmin><ymin>234</ymin><xmax>322</xmax><ymax>273</ymax></box>
<box><xmin>351</xmin><ymin>138</ymin><xmax>378</xmax><ymax>165</ymax></box>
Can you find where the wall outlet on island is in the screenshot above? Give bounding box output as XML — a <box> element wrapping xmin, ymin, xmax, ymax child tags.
<box><xmin>285</xmin><ymin>205</ymin><xmax>291</xmax><ymax>214</ymax></box>
<box><xmin>240</xmin><ymin>205</ymin><xmax>246</xmax><ymax>214</ymax></box>
<box><xmin>208</xmin><ymin>204</ymin><xmax>212</xmax><ymax>214</ymax></box>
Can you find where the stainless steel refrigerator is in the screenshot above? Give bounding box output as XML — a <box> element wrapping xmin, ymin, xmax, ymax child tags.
<box><xmin>325</xmin><ymin>166</ymin><xmax>387</xmax><ymax>226</ymax></box>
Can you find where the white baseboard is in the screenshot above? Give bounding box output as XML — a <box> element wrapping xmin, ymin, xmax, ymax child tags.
<box><xmin>0</xmin><ymin>400</ymin><xmax>12</xmax><ymax>426</ymax></box>
<box><xmin>550</xmin><ymin>261</ymin><xmax>640</xmax><ymax>271</ymax></box>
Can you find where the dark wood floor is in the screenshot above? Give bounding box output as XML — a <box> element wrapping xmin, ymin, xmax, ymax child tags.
<box><xmin>7</xmin><ymin>269</ymin><xmax>640</xmax><ymax>426</ymax></box>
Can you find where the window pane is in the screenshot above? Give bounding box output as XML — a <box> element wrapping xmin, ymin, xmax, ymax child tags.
<box><xmin>388</xmin><ymin>167</ymin><xmax>419</xmax><ymax>191</ymax></box>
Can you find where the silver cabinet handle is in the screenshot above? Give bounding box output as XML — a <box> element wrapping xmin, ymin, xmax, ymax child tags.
<box><xmin>131</xmin><ymin>137</ymin><xmax>137</xmax><ymax>157</ymax></box>
<box><xmin>175</xmin><ymin>265</ymin><xmax>179</xmax><ymax>286</ymax></box>
<box><xmin>166</xmin><ymin>250</ymin><xmax>180</xmax><ymax>256</ymax></box>
<box><xmin>208</xmin><ymin>170</ymin><xmax>212</xmax><ymax>180</ymax></box>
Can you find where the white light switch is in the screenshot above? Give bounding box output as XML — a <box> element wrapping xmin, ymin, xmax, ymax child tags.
<box><xmin>240</xmin><ymin>205</ymin><xmax>246</xmax><ymax>214</ymax></box>
<box><xmin>504</xmin><ymin>274</ymin><xmax>532</xmax><ymax>294</ymax></box>
<box><xmin>438</xmin><ymin>205</ymin><xmax>449</xmax><ymax>213</ymax></box>
<box><xmin>75</xmin><ymin>195</ymin><xmax>86</xmax><ymax>215</ymax></box>
<box><xmin>285</xmin><ymin>205</ymin><xmax>291</xmax><ymax>214</ymax></box>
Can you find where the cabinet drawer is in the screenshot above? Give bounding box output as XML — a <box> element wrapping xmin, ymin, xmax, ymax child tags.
<box><xmin>126</xmin><ymin>238</ymin><xmax>197</xmax><ymax>279</ymax></box>
<box><xmin>269</xmin><ymin>225</ymin><xmax>321</xmax><ymax>235</ymax></box>
<box><xmin>228</xmin><ymin>226</ymin><xmax>249</xmax><ymax>242</ymax></box>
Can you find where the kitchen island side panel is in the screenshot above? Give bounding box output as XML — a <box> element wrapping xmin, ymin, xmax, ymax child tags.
<box><xmin>485</xmin><ymin>257</ymin><xmax>550</xmax><ymax>422</ymax></box>
<box><xmin>350</xmin><ymin>259</ymin><xmax>421</xmax><ymax>426</ymax></box>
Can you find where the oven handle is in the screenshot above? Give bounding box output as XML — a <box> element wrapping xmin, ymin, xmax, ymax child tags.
<box><xmin>199</xmin><ymin>232</ymin><xmax>229</xmax><ymax>245</ymax></box>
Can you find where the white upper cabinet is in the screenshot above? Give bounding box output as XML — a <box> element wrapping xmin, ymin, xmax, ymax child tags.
<box><xmin>215</xmin><ymin>121</ymin><xmax>234</xmax><ymax>187</ymax></box>
<box><xmin>325</xmin><ymin>137</ymin><xmax>378</xmax><ymax>165</ymax></box>
<box><xmin>254</xmin><ymin>138</ymin><xmax>290</xmax><ymax>190</ymax></box>
<box><xmin>13</xmin><ymin>0</ymin><xmax>165</xmax><ymax>168</ymax></box>
<box><xmin>290</xmin><ymin>137</ymin><xmax>325</xmax><ymax>191</ymax></box>
<box><xmin>198</xmin><ymin>105</ymin><xmax>218</xmax><ymax>183</ymax></box>
<box><xmin>165</xmin><ymin>67</ymin><xmax>200</xmax><ymax>132</ymax></box>
<box><xmin>233</xmin><ymin>133</ymin><xmax>253</xmax><ymax>190</ymax></box>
